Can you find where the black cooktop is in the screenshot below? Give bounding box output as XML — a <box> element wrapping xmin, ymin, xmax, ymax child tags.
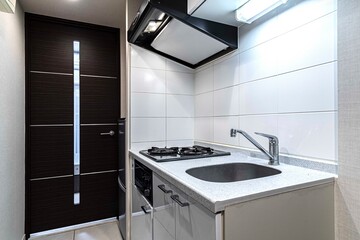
<box><xmin>140</xmin><ymin>145</ymin><xmax>231</xmax><ymax>162</ymax></box>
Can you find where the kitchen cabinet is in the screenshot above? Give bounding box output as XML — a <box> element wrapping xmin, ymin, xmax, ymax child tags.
<box><xmin>153</xmin><ymin>173</ymin><xmax>219</xmax><ymax>240</ymax></box>
<box><xmin>224</xmin><ymin>183</ymin><xmax>334</xmax><ymax>240</ymax></box>
<box><xmin>132</xmin><ymin>185</ymin><xmax>153</xmax><ymax>240</ymax></box>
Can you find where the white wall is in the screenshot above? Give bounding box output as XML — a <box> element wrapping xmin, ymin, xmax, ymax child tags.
<box><xmin>130</xmin><ymin>46</ymin><xmax>195</xmax><ymax>149</ymax></box>
<box><xmin>336</xmin><ymin>0</ymin><xmax>360</xmax><ymax>239</ymax></box>
<box><xmin>194</xmin><ymin>0</ymin><xmax>338</xmax><ymax>162</ymax></box>
<box><xmin>0</xmin><ymin>3</ymin><xmax>25</xmax><ymax>240</ymax></box>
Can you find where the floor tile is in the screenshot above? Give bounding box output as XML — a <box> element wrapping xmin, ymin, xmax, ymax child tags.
<box><xmin>30</xmin><ymin>231</ymin><xmax>74</xmax><ymax>240</ymax></box>
<box><xmin>75</xmin><ymin>222</ymin><xmax>122</xmax><ymax>240</ymax></box>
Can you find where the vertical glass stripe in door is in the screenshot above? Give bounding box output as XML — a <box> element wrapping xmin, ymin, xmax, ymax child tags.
<box><xmin>74</xmin><ymin>41</ymin><xmax>80</xmax><ymax>205</ymax></box>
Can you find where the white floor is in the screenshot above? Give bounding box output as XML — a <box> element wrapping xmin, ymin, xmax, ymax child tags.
<box><xmin>29</xmin><ymin>222</ymin><xmax>123</xmax><ymax>240</ymax></box>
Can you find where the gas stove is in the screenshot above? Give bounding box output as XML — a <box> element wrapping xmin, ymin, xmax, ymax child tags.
<box><xmin>139</xmin><ymin>145</ymin><xmax>231</xmax><ymax>162</ymax></box>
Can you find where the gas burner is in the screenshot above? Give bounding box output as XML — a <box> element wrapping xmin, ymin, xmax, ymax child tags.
<box><xmin>179</xmin><ymin>145</ymin><xmax>214</xmax><ymax>156</ymax></box>
<box><xmin>140</xmin><ymin>145</ymin><xmax>230</xmax><ymax>162</ymax></box>
<box><xmin>147</xmin><ymin>147</ymin><xmax>179</xmax><ymax>156</ymax></box>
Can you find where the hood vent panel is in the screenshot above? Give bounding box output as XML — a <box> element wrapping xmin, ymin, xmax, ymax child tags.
<box><xmin>128</xmin><ymin>0</ymin><xmax>238</xmax><ymax>69</ymax></box>
<box><xmin>151</xmin><ymin>19</ymin><xmax>228</xmax><ymax>65</ymax></box>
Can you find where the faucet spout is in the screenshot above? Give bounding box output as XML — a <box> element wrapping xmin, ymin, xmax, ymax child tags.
<box><xmin>230</xmin><ymin>129</ymin><xmax>280</xmax><ymax>165</ymax></box>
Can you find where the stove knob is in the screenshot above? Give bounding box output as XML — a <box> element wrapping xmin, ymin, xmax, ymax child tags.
<box><xmin>144</xmin><ymin>189</ymin><xmax>151</xmax><ymax>197</ymax></box>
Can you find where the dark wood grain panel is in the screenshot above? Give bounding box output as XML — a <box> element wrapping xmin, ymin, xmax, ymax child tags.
<box><xmin>79</xmin><ymin>29</ymin><xmax>119</xmax><ymax>77</ymax></box>
<box><xmin>75</xmin><ymin>172</ymin><xmax>118</xmax><ymax>222</ymax></box>
<box><xmin>30</xmin><ymin>177</ymin><xmax>76</xmax><ymax>233</ymax></box>
<box><xmin>30</xmin><ymin>127</ymin><xmax>73</xmax><ymax>179</ymax></box>
<box><xmin>80</xmin><ymin>77</ymin><xmax>120</xmax><ymax>124</ymax></box>
<box><xmin>30</xmin><ymin>73</ymin><xmax>73</xmax><ymax>124</ymax></box>
<box><xmin>80</xmin><ymin>125</ymin><xmax>118</xmax><ymax>173</ymax></box>
<box><xmin>29</xmin><ymin>19</ymin><xmax>78</xmax><ymax>73</ymax></box>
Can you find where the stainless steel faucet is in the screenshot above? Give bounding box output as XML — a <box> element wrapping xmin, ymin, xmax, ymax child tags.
<box><xmin>230</xmin><ymin>129</ymin><xmax>280</xmax><ymax>165</ymax></box>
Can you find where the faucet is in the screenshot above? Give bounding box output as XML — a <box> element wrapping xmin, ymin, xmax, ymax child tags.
<box><xmin>230</xmin><ymin>129</ymin><xmax>280</xmax><ymax>165</ymax></box>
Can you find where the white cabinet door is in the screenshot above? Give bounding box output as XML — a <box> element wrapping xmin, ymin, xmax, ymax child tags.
<box><xmin>153</xmin><ymin>173</ymin><xmax>218</xmax><ymax>240</ymax></box>
<box><xmin>153</xmin><ymin>174</ymin><xmax>176</xmax><ymax>240</ymax></box>
<box><xmin>175</xmin><ymin>193</ymin><xmax>217</xmax><ymax>240</ymax></box>
<box><xmin>132</xmin><ymin>186</ymin><xmax>153</xmax><ymax>240</ymax></box>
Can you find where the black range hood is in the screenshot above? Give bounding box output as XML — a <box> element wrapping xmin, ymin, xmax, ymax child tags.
<box><xmin>128</xmin><ymin>0</ymin><xmax>238</xmax><ymax>69</ymax></box>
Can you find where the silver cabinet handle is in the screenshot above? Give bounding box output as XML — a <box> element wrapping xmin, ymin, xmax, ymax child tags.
<box><xmin>141</xmin><ymin>206</ymin><xmax>151</xmax><ymax>214</ymax></box>
<box><xmin>100</xmin><ymin>130</ymin><xmax>115</xmax><ymax>136</ymax></box>
<box><xmin>158</xmin><ymin>184</ymin><xmax>173</xmax><ymax>194</ymax></box>
<box><xmin>171</xmin><ymin>195</ymin><xmax>189</xmax><ymax>207</ymax></box>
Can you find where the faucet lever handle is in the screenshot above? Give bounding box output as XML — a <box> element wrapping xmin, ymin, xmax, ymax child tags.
<box><xmin>255</xmin><ymin>132</ymin><xmax>278</xmax><ymax>142</ymax></box>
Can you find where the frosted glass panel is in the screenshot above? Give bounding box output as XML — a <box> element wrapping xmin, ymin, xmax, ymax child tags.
<box><xmin>74</xmin><ymin>41</ymin><xmax>80</xmax><ymax>205</ymax></box>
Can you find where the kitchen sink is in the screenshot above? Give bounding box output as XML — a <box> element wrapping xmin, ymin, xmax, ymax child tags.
<box><xmin>186</xmin><ymin>163</ymin><xmax>281</xmax><ymax>183</ymax></box>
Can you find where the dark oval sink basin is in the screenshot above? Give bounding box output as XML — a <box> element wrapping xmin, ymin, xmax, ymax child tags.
<box><xmin>186</xmin><ymin>163</ymin><xmax>281</xmax><ymax>183</ymax></box>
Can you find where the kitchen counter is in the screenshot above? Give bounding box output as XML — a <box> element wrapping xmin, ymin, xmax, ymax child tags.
<box><xmin>129</xmin><ymin>149</ymin><xmax>335</xmax><ymax>213</ymax></box>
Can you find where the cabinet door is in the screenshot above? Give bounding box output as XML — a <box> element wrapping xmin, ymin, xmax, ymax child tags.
<box><xmin>132</xmin><ymin>186</ymin><xmax>153</xmax><ymax>240</ymax></box>
<box><xmin>153</xmin><ymin>174</ymin><xmax>176</xmax><ymax>240</ymax></box>
<box><xmin>153</xmin><ymin>173</ymin><xmax>217</xmax><ymax>240</ymax></box>
<box><xmin>175</xmin><ymin>191</ymin><xmax>216</xmax><ymax>240</ymax></box>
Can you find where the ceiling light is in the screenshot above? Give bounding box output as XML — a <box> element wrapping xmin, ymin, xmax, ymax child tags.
<box><xmin>144</xmin><ymin>20</ymin><xmax>163</xmax><ymax>33</ymax></box>
<box><xmin>236</xmin><ymin>0</ymin><xmax>288</xmax><ymax>24</ymax></box>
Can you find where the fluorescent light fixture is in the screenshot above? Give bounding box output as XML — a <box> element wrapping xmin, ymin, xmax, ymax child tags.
<box><xmin>144</xmin><ymin>20</ymin><xmax>163</xmax><ymax>33</ymax></box>
<box><xmin>236</xmin><ymin>0</ymin><xmax>288</xmax><ymax>24</ymax></box>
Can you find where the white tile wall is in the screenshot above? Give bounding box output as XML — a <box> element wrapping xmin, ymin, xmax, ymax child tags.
<box><xmin>166</xmin><ymin>71</ymin><xmax>194</xmax><ymax>95</ymax></box>
<box><xmin>239</xmin><ymin>77</ymin><xmax>278</xmax><ymax>115</ymax></box>
<box><xmin>130</xmin><ymin>0</ymin><xmax>337</xmax><ymax>162</ymax></box>
<box><xmin>195</xmin><ymin>117</ymin><xmax>214</xmax><ymax>142</ymax></box>
<box><xmin>195</xmin><ymin>66</ymin><xmax>213</xmax><ymax>94</ymax></box>
<box><xmin>130</xmin><ymin>46</ymin><xmax>195</xmax><ymax>148</ymax></box>
<box><xmin>194</xmin><ymin>0</ymin><xmax>338</xmax><ymax>162</ymax></box>
<box><xmin>277</xmin><ymin>62</ymin><xmax>337</xmax><ymax>113</ymax></box>
<box><xmin>239</xmin><ymin>115</ymin><xmax>278</xmax><ymax>150</ymax></box>
<box><xmin>131</xmin><ymin>118</ymin><xmax>166</xmax><ymax>142</ymax></box>
<box><xmin>277</xmin><ymin>12</ymin><xmax>336</xmax><ymax>74</ymax></box>
<box><xmin>167</xmin><ymin>118</ymin><xmax>194</xmax><ymax>141</ymax></box>
<box><xmin>214</xmin><ymin>55</ymin><xmax>239</xmax><ymax>90</ymax></box>
<box><xmin>213</xmin><ymin>117</ymin><xmax>239</xmax><ymax>146</ymax></box>
<box><xmin>131</xmin><ymin>45</ymin><xmax>165</xmax><ymax>69</ymax></box>
<box><xmin>167</xmin><ymin>95</ymin><xmax>194</xmax><ymax>118</ymax></box>
<box><xmin>195</xmin><ymin>92</ymin><xmax>213</xmax><ymax>117</ymax></box>
<box><xmin>214</xmin><ymin>86</ymin><xmax>239</xmax><ymax>116</ymax></box>
<box><xmin>239</xmin><ymin>39</ymin><xmax>280</xmax><ymax>83</ymax></box>
<box><xmin>131</xmin><ymin>68</ymin><xmax>166</xmax><ymax>93</ymax></box>
<box><xmin>131</xmin><ymin>93</ymin><xmax>165</xmax><ymax>117</ymax></box>
<box><xmin>278</xmin><ymin>112</ymin><xmax>336</xmax><ymax>160</ymax></box>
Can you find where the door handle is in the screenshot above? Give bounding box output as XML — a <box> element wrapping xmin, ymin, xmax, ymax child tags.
<box><xmin>141</xmin><ymin>205</ymin><xmax>151</xmax><ymax>214</ymax></box>
<box><xmin>158</xmin><ymin>184</ymin><xmax>173</xmax><ymax>194</ymax></box>
<box><xmin>100</xmin><ymin>130</ymin><xmax>115</xmax><ymax>136</ymax></box>
<box><xmin>171</xmin><ymin>195</ymin><xmax>189</xmax><ymax>207</ymax></box>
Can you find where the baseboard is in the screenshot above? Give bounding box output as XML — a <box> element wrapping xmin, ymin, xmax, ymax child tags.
<box><xmin>29</xmin><ymin>218</ymin><xmax>118</xmax><ymax>239</ymax></box>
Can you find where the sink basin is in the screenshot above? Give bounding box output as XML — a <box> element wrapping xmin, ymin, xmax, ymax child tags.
<box><xmin>186</xmin><ymin>163</ymin><xmax>281</xmax><ymax>183</ymax></box>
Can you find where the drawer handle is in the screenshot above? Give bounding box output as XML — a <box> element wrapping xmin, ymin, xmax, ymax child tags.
<box><xmin>171</xmin><ymin>195</ymin><xmax>189</xmax><ymax>207</ymax></box>
<box><xmin>158</xmin><ymin>184</ymin><xmax>173</xmax><ymax>194</ymax></box>
<box><xmin>141</xmin><ymin>206</ymin><xmax>151</xmax><ymax>214</ymax></box>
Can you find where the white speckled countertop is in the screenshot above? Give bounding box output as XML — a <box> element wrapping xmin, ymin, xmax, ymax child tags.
<box><xmin>129</xmin><ymin>149</ymin><xmax>335</xmax><ymax>213</ymax></box>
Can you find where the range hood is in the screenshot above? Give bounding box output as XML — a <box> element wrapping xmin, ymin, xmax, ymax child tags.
<box><xmin>128</xmin><ymin>0</ymin><xmax>238</xmax><ymax>69</ymax></box>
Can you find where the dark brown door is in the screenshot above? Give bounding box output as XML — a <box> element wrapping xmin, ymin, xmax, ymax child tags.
<box><xmin>26</xmin><ymin>14</ymin><xmax>120</xmax><ymax>235</ymax></box>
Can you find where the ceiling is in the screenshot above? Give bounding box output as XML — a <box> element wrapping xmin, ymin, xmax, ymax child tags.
<box><xmin>19</xmin><ymin>0</ymin><xmax>126</xmax><ymax>29</ymax></box>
